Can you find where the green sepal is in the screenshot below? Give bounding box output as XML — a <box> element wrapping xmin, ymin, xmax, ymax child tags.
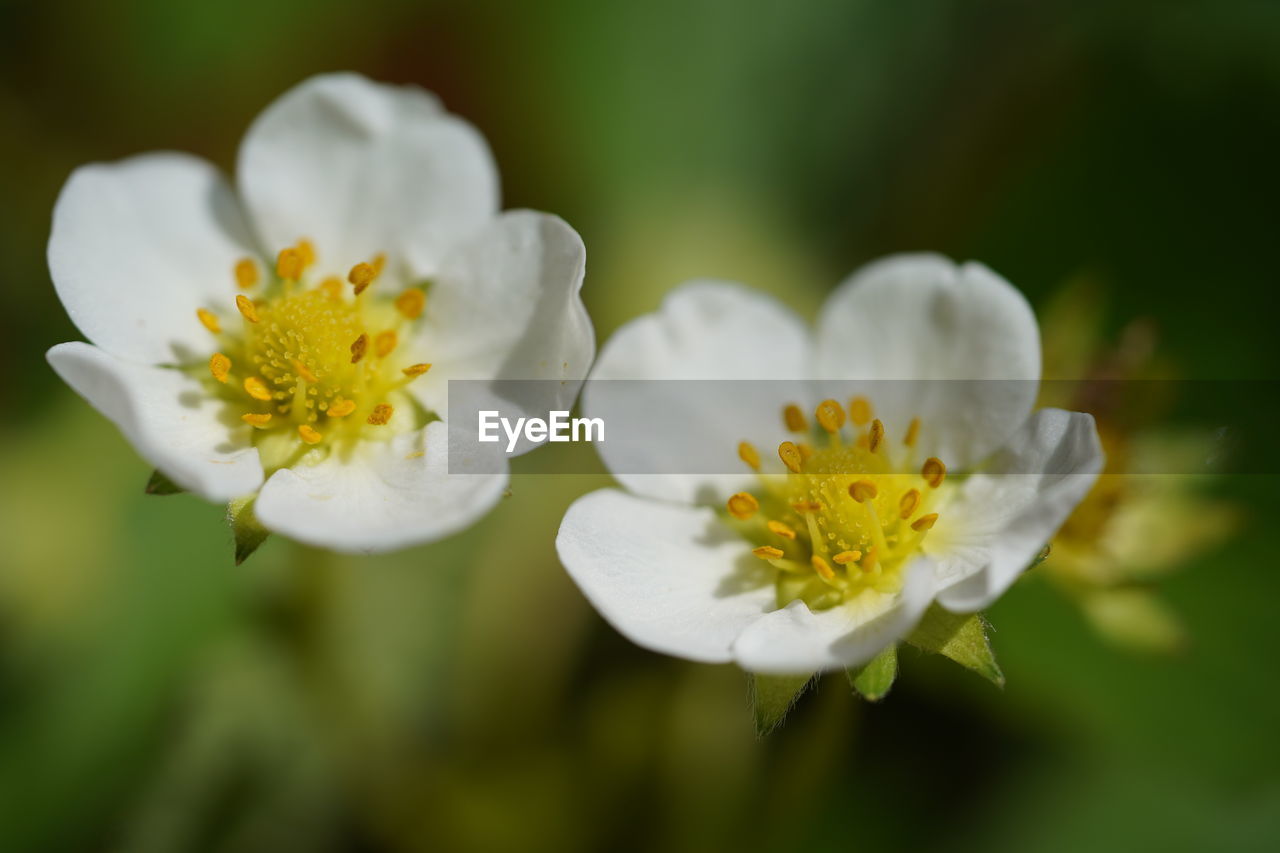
<box><xmin>1028</xmin><ymin>543</ymin><xmax>1051</xmax><ymax>569</ymax></box>
<box><xmin>228</xmin><ymin>496</ymin><xmax>269</xmax><ymax>565</ymax></box>
<box><xmin>847</xmin><ymin>643</ymin><xmax>898</xmax><ymax>701</ymax></box>
<box><xmin>749</xmin><ymin>673</ymin><xmax>813</xmax><ymax>736</ymax></box>
<box><xmin>144</xmin><ymin>469</ymin><xmax>185</xmax><ymax>495</ymax></box>
<box><xmin>906</xmin><ymin>604</ymin><xmax>1005</xmax><ymax>687</ymax></box>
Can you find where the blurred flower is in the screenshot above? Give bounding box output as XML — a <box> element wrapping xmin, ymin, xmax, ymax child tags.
<box><xmin>45</xmin><ymin>73</ymin><xmax>593</xmax><ymax>555</ymax></box>
<box><xmin>558</xmin><ymin>255</ymin><xmax>1103</xmax><ymax>675</ymax></box>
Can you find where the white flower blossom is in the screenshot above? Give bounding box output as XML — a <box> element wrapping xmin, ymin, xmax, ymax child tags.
<box><xmin>47</xmin><ymin>73</ymin><xmax>593</xmax><ymax>553</ymax></box>
<box><xmin>556</xmin><ymin>255</ymin><xmax>1102</xmax><ymax>674</ymax></box>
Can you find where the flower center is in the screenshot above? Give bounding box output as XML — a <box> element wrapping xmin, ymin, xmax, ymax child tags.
<box><xmin>195</xmin><ymin>241</ymin><xmax>432</xmax><ymax>472</ymax></box>
<box><xmin>727</xmin><ymin>397</ymin><xmax>949</xmax><ymax>611</ymax></box>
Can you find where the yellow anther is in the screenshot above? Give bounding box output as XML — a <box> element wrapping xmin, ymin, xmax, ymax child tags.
<box><xmin>235</xmin><ymin>294</ymin><xmax>259</xmax><ymax>323</ymax></box>
<box><xmin>244</xmin><ymin>376</ymin><xmax>273</xmax><ymax>401</ymax></box>
<box><xmin>798</xmin><ymin>443</ymin><xmax>815</xmax><ymax>461</ymax></box>
<box><xmin>196</xmin><ymin>308</ymin><xmax>221</xmax><ymax>333</ymax></box>
<box><xmin>778</xmin><ymin>441</ymin><xmax>803</xmax><ymax>473</ymax></box>
<box><xmin>727</xmin><ymin>492</ymin><xmax>759</xmax><ymax>520</ymax></box>
<box><xmin>811</xmin><ymin>555</ymin><xmax>835</xmax><ymax>581</ymax></box>
<box><xmin>790</xmin><ymin>500</ymin><xmax>822</xmax><ymax>513</ymax></box>
<box><xmin>241</xmin><ymin>412</ymin><xmax>272</xmax><ymax>428</ymax></box>
<box><xmin>395</xmin><ymin>288</ymin><xmax>425</xmax><ymax>319</ymax></box>
<box><xmin>868</xmin><ymin>419</ymin><xmax>885</xmax><ymax>453</ymax></box>
<box><xmin>292</xmin><ymin>360</ymin><xmax>318</xmax><ymax>384</ymax></box>
<box><xmin>904</xmin><ymin>417</ymin><xmax>920</xmax><ymax>448</ymax></box>
<box><xmin>350</xmin><ymin>333</ymin><xmax>368</xmax><ymax>364</ymax></box>
<box><xmin>899</xmin><ymin>488</ymin><xmax>921</xmax><ymax>519</ymax></box>
<box><xmin>815</xmin><ymin>399</ymin><xmax>846</xmax><ymax>432</ymax></box>
<box><xmin>922</xmin><ymin>457</ymin><xmax>947</xmax><ymax>489</ymax></box>
<box><xmin>911</xmin><ymin>513</ymin><xmax>939</xmax><ymax>532</ymax></box>
<box><xmin>402</xmin><ymin>363</ymin><xmax>432</xmax><ymax>378</ymax></box>
<box><xmin>738</xmin><ymin>441</ymin><xmax>761</xmax><ymax>470</ymax></box>
<box><xmin>849</xmin><ymin>480</ymin><xmax>878</xmax><ymax>503</ymax></box>
<box><xmin>276</xmin><ymin>248</ymin><xmax>303</xmax><ymax>280</ymax></box>
<box><xmin>832</xmin><ymin>550</ymin><xmax>863</xmax><ymax>565</ymax></box>
<box><xmin>372</xmin><ymin>253</ymin><xmax>387</xmax><ymax>276</ymax></box>
<box><xmin>367</xmin><ymin>403</ymin><xmax>393</xmax><ymax>425</ymax></box>
<box><xmin>295</xmin><ymin>238</ymin><xmax>316</xmax><ymax>269</ymax></box>
<box><xmin>234</xmin><ymin>258</ymin><xmax>259</xmax><ymax>290</ymax></box>
<box><xmin>298</xmin><ymin>424</ymin><xmax>323</xmax><ymax>445</ymax></box>
<box><xmin>862</xmin><ymin>547</ymin><xmax>879</xmax><ymax>572</ymax></box>
<box><xmin>209</xmin><ymin>352</ymin><xmax>231</xmax><ymax>383</ymax></box>
<box><xmin>348</xmin><ymin>262</ymin><xmax>377</xmax><ymax>294</ymax></box>
<box><xmin>375</xmin><ymin>330</ymin><xmax>398</xmax><ymax>358</ymax></box>
<box><xmin>327</xmin><ymin>399</ymin><xmax>356</xmax><ymax>418</ymax></box>
<box><xmin>319</xmin><ymin>277</ymin><xmax>343</xmax><ymax>300</ymax></box>
<box><xmin>753</xmin><ymin>546</ymin><xmax>785</xmax><ymax>560</ymax></box>
<box><xmin>849</xmin><ymin>396</ymin><xmax>872</xmax><ymax>426</ymax></box>
<box><xmin>783</xmin><ymin>404</ymin><xmax>807</xmax><ymax>432</ymax></box>
<box><xmin>767</xmin><ymin>520</ymin><xmax>797</xmax><ymax>540</ymax></box>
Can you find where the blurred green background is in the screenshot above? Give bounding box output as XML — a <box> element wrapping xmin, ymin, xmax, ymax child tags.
<box><xmin>2</xmin><ymin>0</ymin><xmax>1279</xmax><ymax>850</ymax></box>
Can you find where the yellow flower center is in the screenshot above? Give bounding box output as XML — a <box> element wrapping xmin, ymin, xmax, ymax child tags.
<box><xmin>728</xmin><ymin>397</ymin><xmax>949</xmax><ymax>611</ymax></box>
<box><xmin>195</xmin><ymin>241</ymin><xmax>432</xmax><ymax>472</ymax></box>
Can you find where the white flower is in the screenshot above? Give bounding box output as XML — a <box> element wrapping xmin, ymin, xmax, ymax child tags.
<box><xmin>556</xmin><ymin>254</ymin><xmax>1102</xmax><ymax>674</ymax></box>
<box><xmin>46</xmin><ymin>73</ymin><xmax>593</xmax><ymax>553</ymax></box>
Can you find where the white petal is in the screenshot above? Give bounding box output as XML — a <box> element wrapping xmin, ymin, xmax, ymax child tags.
<box><xmin>46</xmin><ymin>342</ymin><xmax>263</xmax><ymax>501</ymax></box>
<box><xmin>935</xmin><ymin>409</ymin><xmax>1103</xmax><ymax>612</ymax></box>
<box><xmin>584</xmin><ymin>281</ymin><xmax>813</xmax><ymax>504</ymax></box>
<box><xmin>814</xmin><ymin>254</ymin><xmax>1041</xmax><ymax>469</ymax></box>
<box><xmin>410</xmin><ymin>210</ymin><xmax>593</xmax><ymax>452</ymax></box>
<box><xmin>730</xmin><ymin>556</ymin><xmax>937</xmax><ymax>675</ymax></box>
<box><xmin>237</xmin><ymin>72</ymin><xmax>498</xmax><ymax>279</ymax></box>
<box><xmin>556</xmin><ymin>489</ymin><xmax>777</xmax><ymax>663</ymax></box>
<box><xmin>253</xmin><ymin>421</ymin><xmax>508</xmax><ymax>553</ymax></box>
<box><xmin>48</xmin><ymin>153</ymin><xmax>258</xmax><ymax>365</ymax></box>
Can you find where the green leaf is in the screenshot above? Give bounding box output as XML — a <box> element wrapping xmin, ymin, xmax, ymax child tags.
<box><xmin>749</xmin><ymin>673</ymin><xmax>813</xmax><ymax>736</ymax></box>
<box><xmin>906</xmin><ymin>604</ymin><xmax>1005</xmax><ymax>687</ymax></box>
<box><xmin>144</xmin><ymin>469</ymin><xmax>184</xmax><ymax>495</ymax></box>
<box><xmin>847</xmin><ymin>643</ymin><xmax>898</xmax><ymax>701</ymax></box>
<box><xmin>227</xmin><ymin>496</ymin><xmax>269</xmax><ymax>565</ymax></box>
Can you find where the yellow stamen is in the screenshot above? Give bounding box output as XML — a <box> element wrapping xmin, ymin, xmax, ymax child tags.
<box><xmin>849</xmin><ymin>480</ymin><xmax>878</xmax><ymax>503</ymax></box>
<box><xmin>372</xmin><ymin>253</ymin><xmax>387</xmax><ymax>276</ymax></box>
<box><xmin>241</xmin><ymin>412</ymin><xmax>272</xmax><ymax>428</ymax></box>
<box><xmin>815</xmin><ymin>399</ymin><xmax>845</xmax><ymax>432</ymax></box>
<box><xmin>235</xmin><ymin>294</ymin><xmax>259</xmax><ymax>323</ymax></box>
<box><xmin>738</xmin><ymin>441</ymin><xmax>761</xmax><ymax>470</ymax></box>
<box><xmin>767</xmin><ymin>520</ymin><xmax>797</xmax><ymax>540</ymax></box>
<box><xmin>375</xmin><ymin>330</ymin><xmax>398</xmax><ymax>358</ymax></box>
<box><xmin>862</xmin><ymin>548</ymin><xmax>879</xmax><ymax>572</ymax></box>
<box><xmin>367</xmin><ymin>403</ymin><xmax>393</xmax><ymax>425</ymax></box>
<box><xmin>295</xmin><ymin>238</ymin><xmax>316</xmax><ymax>269</ymax></box>
<box><xmin>904</xmin><ymin>417</ymin><xmax>920</xmax><ymax>448</ymax></box>
<box><xmin>868</xmin><ymin>418</ymin><xmax>885</xmax><ymax>453</ymax></box>
<box><xmin>911</xmin><ymin>513</ymin><xmax>939</xmax><ymax>532</ymax></box>
<box><xmin>727</xmin><ymin>492</ymin><xmax>759</xmax><ymax>520</ymax></box>
<box><xmin>790</xmin><ymin>500</ymin><xmax>822</xmax><ymax>513</ymax></box>
<box><xmin>196</xmin><ymin>308</ymin><xmax>221</xmax><ymax>333</ymax></box>
<box><xmin>350</xmin><ymin>333</ymin><xmax>368</xmax><ymax>364</ymax></box>
<box><xmin>319</xmin><ymin>277</ymin><xmax>343</xmax><ymax>300</ymax></box>
<box><xmin>798</xmin><ymin>443</ymin><xmax>815</xmax><ymax>461</ymax></box>
<box><xmin>244</xmin><ymin>376</ymin><xmax>272</xmax><ymax>401</ymax></box>
<box><xmin>753</xmin><ymin>546</ymin><xmax>785</xmax><ymax>560</ymax></box>
<box><xmin>849</xmin><ymin>396</ymin><xmax>872</xmax><ymax>425</ymax></box>
<box><xmin>298</xmin><ymin>424</ymin><xmax>323</xmax><ymax>445</ymax></box>
<box><xmin>234</xmin><ymin>258</ymin><xmax>259</xmax><ymax>290</ymax></box>
<box><xmin>832</xmin><ymin>550</ymin><xmax>863</xmax><ymax>565</ymax></box>
<box><xmin>783</xmin><ymin>404</ymin><xmax>807</xmax><ymax>432</ymax></box>
<box><xmin>811</xmin><ymin>555</ymin><xmax>836</xmax><ymax>581</ymax></box>
<box><xmin>922</xmin><ymin>457</ymin><xmax>947</xmax><ymax>489</ymax></box>
<box><xmin>395</xmin><ymin>288</ymin><xmax>425</xmax><ymax>319</ymax></box>
<box><xmin>402</xmin><ymin>363</ymin><xmax>432</xmax><ymax>378</ymax></box>
<box><xmin>276</xmin><ymin>248</ymin><xmax>302</xmax><ymax>280</ymax></box>
<box><xmin>327</xmin><ymin>399</ymin><xmax>356</xmax><ymax>418</ymax></box>
<box><xmin>292</xmin><ymin>360</ymin><xmax>318</xmax><ymax>384</ymax></box>
<box><xmin>209</xmin><ymin>352</ymin><xmax>231</xmax><ymax>383</ymax></box>
<box><xmin>778</xmin><ymin>441</ymin><xmax>803</xmax><ymax>473</ymax></box>
<box><xmin>348</xmin><ymin>262</ymin><xmax>377</xmax><ymax>294</ymax></box>
<box><xmin>899</xmin><ymin>488</ymin><xmax>921</xmax><ymax>519</ymax></box>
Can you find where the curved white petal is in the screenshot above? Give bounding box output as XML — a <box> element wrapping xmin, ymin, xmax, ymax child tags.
<box><xmin>410</xmin><ymin>211</ymin><xmax>593</xmax><ymax>454</ymax></box>
<box><xmin>815</xmin><ymin>254</ymin><xmax>1041</xmax><ymax>469</ymax></box>
<box><xmin>935</xmin><ymin>408</ymin><xmax>1104</xmax><ymax>612</ymax></box>
<box><xmin>46</xmin><ymin>342</ymin><xmax>263</xmax><ymax>501</ymax></box>
<box><xmin>730</xmin><ymin>556</ymin><xmax>936</xmax><ymax>674</ymax></box>
<box><xmin>48</xmin><ymin>153</ymin><xmax>259</xmax><ymax>365</ymax></box>
<box><xmin>584</xmin><ymin>281</ymin><xmax>813</xmax><ymax>504</ymax></box>
<box><xmin>556</xmin><ymin>489</ymin><xmax>777</xmax><ymax>663</ymax></box>
<box><xmin>237</xmin><ymin>72</ymin><xmax>498</xmax><ymax>280</ymax></box>
<box><xmin>254</xmin><ymin>421</ymin><xmax>508</xmax><ymax>553</ymax></box>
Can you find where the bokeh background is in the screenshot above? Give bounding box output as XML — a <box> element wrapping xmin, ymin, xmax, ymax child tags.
<box><xmin>2</xmin><ymin>0</ymin><xmax>1279</xmax><ymax>850</ymax></box>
